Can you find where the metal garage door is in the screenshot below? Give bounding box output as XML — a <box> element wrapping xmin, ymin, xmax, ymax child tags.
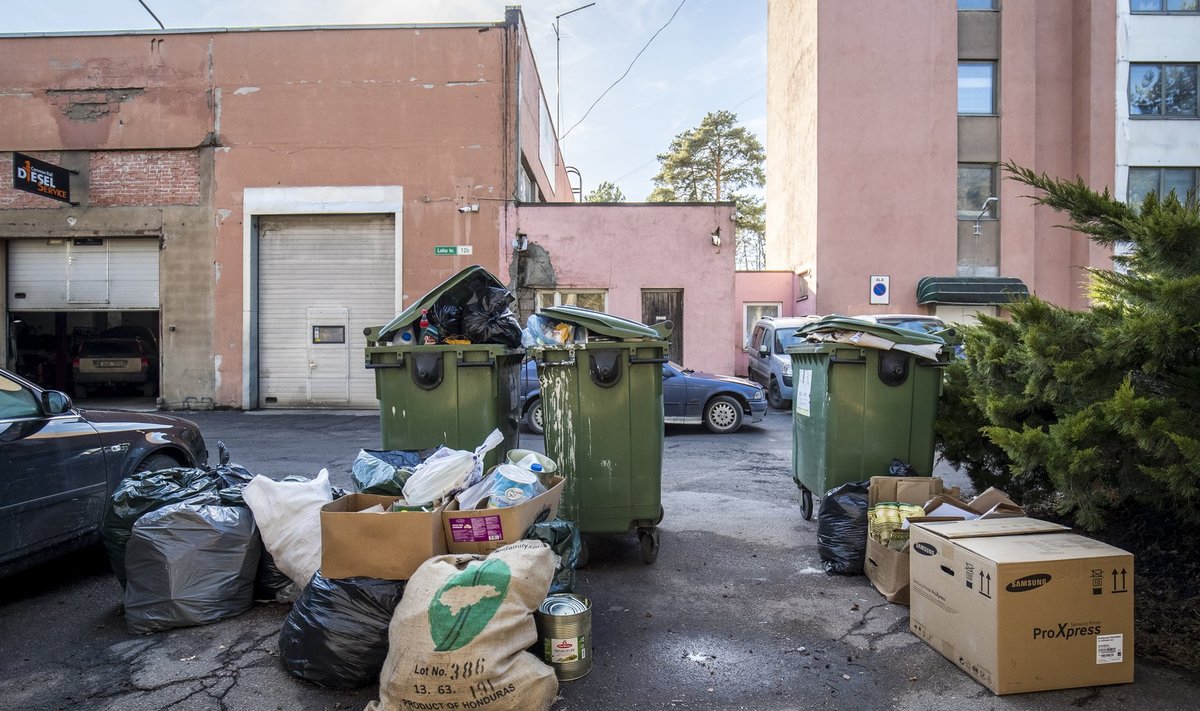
<box><xmin>258</xmin><ymin>214</ymin><xmax>396</xmax><ymax>408</ymax></box>
<box><xmin>7</xmin><ymin>238</ymin><xmax>160</xmax><ymax>310</ymax></box>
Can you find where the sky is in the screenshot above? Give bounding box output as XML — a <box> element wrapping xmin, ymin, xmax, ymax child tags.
<box><xmin>0</xmin><ymin>0</ymin><xmax>767</xmax><ymax>202</ymax></box>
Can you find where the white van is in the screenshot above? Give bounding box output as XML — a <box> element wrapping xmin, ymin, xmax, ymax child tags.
<box><xmin>744</xmin><ymin>316</ymin><xmax>821</xmax><ymax>409</ymax></box>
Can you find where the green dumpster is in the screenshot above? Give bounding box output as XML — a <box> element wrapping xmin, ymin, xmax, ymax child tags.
<box><xmin>530</xmin><ymin>306</ymin><xmax>671</xmax><ymax>564</ymax></box>
<box><xmin>364</xmin><ymin>266</ymin><xmax>523</xmax><ymax>470</ymax></box>
<box><xmin>786</xmin><ymin>316</ymin><xmax>950</xmax><ymax>520</ymax></box>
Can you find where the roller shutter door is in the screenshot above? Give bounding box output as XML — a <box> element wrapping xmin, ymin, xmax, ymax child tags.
<box><xmin>7</xmin><ymin>238</ymin><xmax>160</xmax><ymax>310</ymax></box>
<box><xmin>258</xmin><ymin>214</ymin><xmax>395</xmax><ymax>408</ymax></box>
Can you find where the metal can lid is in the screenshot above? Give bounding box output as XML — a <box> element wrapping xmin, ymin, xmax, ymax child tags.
<box><xmin>539</xmin><ymin>593</ymin><xmax>590</xmax><ymax>616</ymax></box>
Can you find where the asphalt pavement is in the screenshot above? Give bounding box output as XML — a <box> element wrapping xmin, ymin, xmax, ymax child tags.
<box><xmin>0</xmin><ymin>408</ymin><xmax>1196</xmax><ymax>710</ymax></box>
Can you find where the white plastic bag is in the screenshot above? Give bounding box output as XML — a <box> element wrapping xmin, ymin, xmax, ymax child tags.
<box><xmin>242</xmin><ymin>469</ymin><xmax>333</xmax><ymax>588</ymax></box>
<box><xmin>402</xmin><ymin>429</ymin><xmax>504</xmax><ymax>506</ymax></box>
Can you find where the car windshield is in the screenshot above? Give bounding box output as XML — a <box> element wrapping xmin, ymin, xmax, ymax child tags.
<box><xmin>774</xmin><ymin>328</ymin><xmax>804</xmax><ymax>353</ymax></box>
<box><xmin>79</xmin><ymin>341</ymin><xmax>140</xmax><ymax>357</ymax></box>
<box><xmin>879</xmin><ymin>319</ymin><xmax>944</xmax><ymax>334</ymax></box>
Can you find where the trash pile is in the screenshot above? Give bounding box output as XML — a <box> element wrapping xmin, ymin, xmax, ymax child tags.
<box><xmin>374</xmin><ymin>268</ymin><xmax>522</xmax><ymax>348</ymax></box>
<box><xmin>107</xmin><ymin>433</ymin><xmax>585</xmax><ymax>707</ymax></box>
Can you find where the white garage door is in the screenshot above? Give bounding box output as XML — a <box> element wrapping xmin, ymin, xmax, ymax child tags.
<box><xmin>7</xmin><ymin>238</ymin><xmax>160</xmax><ymax>310</ymax></box>
<box><xmin>258</xmin><ymin>214</ymin><xmax>396</xmax><ymax>408</ymax></box>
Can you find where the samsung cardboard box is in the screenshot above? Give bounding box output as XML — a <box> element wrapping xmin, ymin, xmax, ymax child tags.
<box><xmin>320</xmin><ymin>494</ymin><xmax>447</xmax><ymax>580</ymax></box>
<box><xmin>442</xmin><ymin>476</ymin><xmax>565</xmax><ymax>555</ymax></box>
<box><xmin>864</xmin><ymin>476</ymin><xmax>955</xmax><ymax>605</ymax></box>
<box><xmin>909</xmin><ymin>518</ymin><xmax>1134</xmax><ymax>695</ymax></box>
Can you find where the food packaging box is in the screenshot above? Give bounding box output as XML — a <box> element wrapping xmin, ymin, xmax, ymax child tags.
<box><xmin>864</xmin><ymin>476</ymin><xmax>954</xmax><ymax>605</ymax></box>
<box><xmin>442</xmin><ymin>476</ymin><xmax>565</xmax><ymax>554</ymax></box>
<box><xmin>909</xmin><ymin>518</ymin><xmax>1134</xmax><ymax>695</ymax></box>
<box><xmin>320</xmin><ymin>494</ymin><xmax>447</xmax><ymax>580</ymax></box>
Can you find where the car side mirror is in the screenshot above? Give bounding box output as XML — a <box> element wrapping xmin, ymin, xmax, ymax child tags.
<box><xmin>757</xmin><ymin>344</ymin><xmax>769</xmax><ymax>356</ymax></box>
<box><xmin>42</xmin><ymin>390</ymin><xmax>73</xmax><ymax>415</ymax></box>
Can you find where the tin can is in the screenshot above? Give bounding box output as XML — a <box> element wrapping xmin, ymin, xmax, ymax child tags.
<box><xmin>535</xmin><ymin>593</ymin><xmax>592</xmax><ymax>681</ymax></box>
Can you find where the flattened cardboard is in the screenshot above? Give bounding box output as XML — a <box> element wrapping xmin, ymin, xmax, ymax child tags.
<box><xmin>320</xmin><ymin>494</ymin><xmax>447</xmax><ymax>580</ymax></box>
<box><xmin>441</xmin><ymin>476</ymin><xmax>565</xmax><ymax>554</ymax></box>
<box><xmin>909</xmin><ymin>518</ymin><xmax>1134</xmax><ymax>695</ymax></box>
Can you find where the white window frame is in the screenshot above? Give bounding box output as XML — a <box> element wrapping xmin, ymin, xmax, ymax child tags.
<box><xmin>743</xmin><ymin>302</ymin><xmax>781</xmax><ymax>348</ymax></box>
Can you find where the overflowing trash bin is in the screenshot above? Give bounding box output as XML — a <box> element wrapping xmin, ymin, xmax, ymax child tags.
<box><xmin>786</xmin><ymin>316</ymin><xmax>950</xmax><ymax>519</ymax></box>
<box><xmin>527</xmin><ymin>305</ymin><xmax>670</xmax><ymax>563</ymax></box>
<box><xmin>364</xmin><ymin>266</ymin><xmax>524</xmax><ymax>470</ymax></box>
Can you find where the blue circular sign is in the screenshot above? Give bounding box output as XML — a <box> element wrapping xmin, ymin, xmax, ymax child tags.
<box><xmin>873</xmin><ymin>282</ymin><xmax>887</xmax><ymax>296</ymax></box>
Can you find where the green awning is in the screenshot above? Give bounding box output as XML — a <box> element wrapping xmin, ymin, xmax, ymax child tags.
<box><xmin>916</xmin><ymin>276</ymin><xmax>1030</xmax><ymax>306</ymax></box>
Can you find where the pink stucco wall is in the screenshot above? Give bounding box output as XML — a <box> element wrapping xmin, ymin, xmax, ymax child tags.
<box><xmin>733</xmin><ymin>270</ymin><xmax>810</xmax><ymax>376</ymax></box>
<box><xmin>501</xmin><ymin>203</ymin><xmax>737</xmax><ymax>375</ymax></box>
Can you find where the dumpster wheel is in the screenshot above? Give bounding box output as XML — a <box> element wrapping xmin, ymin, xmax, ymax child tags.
<box><xmin>638</xmin><ymin>527</ymin><xmax>660</xmax><ymax>564</ymax></box>
<box><xmin>799</xmin><ymin>487</ymin><xmax>814</xmax><ymax>521</ymax></box>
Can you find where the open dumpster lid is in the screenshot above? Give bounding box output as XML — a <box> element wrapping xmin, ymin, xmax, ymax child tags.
<box><xmin>375</xmin><ymin>265</ymin><xmax>507</xmax><ymax>341</ymax></box>
<box><xmin>539</xmin><ymin>305</ymin><xmax>669</xmax><ymax>340</ymax></box>
<box><xmin>790</xmin><ymin>315</ymin><xmax>946</xmax><ymax>361</ymax></box>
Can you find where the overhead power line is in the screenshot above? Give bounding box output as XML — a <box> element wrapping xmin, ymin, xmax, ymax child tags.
<box><xmin>560</xmin><ymin>0</ymin><xmax>688</xmax><ymax>140</ymax></box>
<box><xmin>137</xmin><ymin>0</ymin><xmax>166</xmax><ymax>30</ymax></box>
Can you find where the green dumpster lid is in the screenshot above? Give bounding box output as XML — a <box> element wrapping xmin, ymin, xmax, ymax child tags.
<box><xmin>538</xmin><ymin>305</ymin><xmax>669</xmax><ymax>340</ymax></box>
<box><xmin>788</xmin><ymin>315</ymin><xmax>947</xmax><ymax>361</ymax></box>
<box><xmin>375</xmin><ymin>265</ymin><xmax>508</xmax><ymax>341</ymax></box>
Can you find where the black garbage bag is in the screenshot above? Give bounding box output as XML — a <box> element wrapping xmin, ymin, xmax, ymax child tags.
<box><xmin>255</xmin><ymin>547</ymin><xmax>296</xmax><ymax>602</ymax></box>
<box><xmin>351</xmin><ymin>449</ymin><xmax>428</xmax><ymax>496</ymax></box>
<box><xmin>278</xmin><ymin>573</ymin><xmax>407</xmax><ymax>689</ymax></box>
<box><xmin>102</xmin><ymin>467</ymin><xmax>224</xmax><ymax>587</ymax></box>
<box><xmin>428</xmin><ymin>296</ymin><xmax>465</xmax><ymax>341</ymax></box>
<box><xmin>463</xmin><ymin>286</ymin><xmax>523</xmax><ymax>347</ymax></box>
<box><xmin>123</xmin><ymin>503</ymin><xmax>261</xmax><ymax>634</ymax></box>
<box><xmin>887</xmin><ymin>458</ymin><xmax>920</xmax><ymax>477</ymax></box>
<box><xmin>213</xmin><ymin>441</ymin><xmax>256</xmax><ymax>486</ymax></box>
<box><xmin>817</xmin><ymin>481</ymin><xmax>870</xmax><ymax>576</ymax></box>
<box><xmin>524</xmin><ymin>520</ymin><xmax>580</xmax><ymax>593</ymax></box>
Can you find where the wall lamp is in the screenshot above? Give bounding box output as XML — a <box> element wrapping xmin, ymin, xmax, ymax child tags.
<box><xmin>973</xmin><ymin>196</ymin><xmax>998</xmax><ymax>236</ymax></box>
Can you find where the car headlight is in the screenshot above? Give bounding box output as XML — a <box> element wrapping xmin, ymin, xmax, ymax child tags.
<box><xmin>751</xmin><ymin>389</ymin><xmax>765</xmax><ymax>401</ymax></box>
<box><xmin>782</xmin><ymin>361</ymin><xmax>792</xmax><ymax>377</ymax></box>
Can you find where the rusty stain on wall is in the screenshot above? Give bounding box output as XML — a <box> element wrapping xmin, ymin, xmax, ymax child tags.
<box><xmin>46</xmin><ymin>87</ymin><xmax>145</xmax><ymax>121</ymax></box>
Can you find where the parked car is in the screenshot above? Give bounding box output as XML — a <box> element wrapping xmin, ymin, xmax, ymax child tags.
<box><xmin>0</xmin><ymin>367</ymin><xmax>207</xmax><ymax>576</ymax></box>
<box><xmin>73</xmin><ymin>331</ymin><xmax>159</xmax><ymax>398</ymax></box>
<box><xmin>519</xmin><ymin>358</ymin><xmax>767</xmax><ymax>435</ymax></box>
<box><xmin>745</xmin><ymin>316</ymin><xmax>821</xmax><ymax>409</ymax></box>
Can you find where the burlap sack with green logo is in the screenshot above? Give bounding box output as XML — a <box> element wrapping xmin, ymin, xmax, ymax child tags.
<box><xmin>367</xmin><ymin>540</ymin><xmax>558</xmax><ymax>711</ymax></box>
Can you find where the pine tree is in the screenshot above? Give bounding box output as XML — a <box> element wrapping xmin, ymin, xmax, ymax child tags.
<box><xmin>937</xmin><ymin>162</ymin><xmax>1200</xmax><ymax>530</ymax></box>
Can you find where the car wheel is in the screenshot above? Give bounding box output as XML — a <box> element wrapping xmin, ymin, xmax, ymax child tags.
<box><xmin>136</xmin><ymin>453</ymin><xmax>182</xmax><ymax>473</ymax></box>
<box><xmin>768</xmin><ymin>379</ymin><xmax>788</xmax><ymax>410</ymax></box>
<box><xmin>703</xmin><ymin>395</ymin><xmax>743</xmax><ymax>434</ymax></box>
<box><xmin>524</xmin><ymin>398</ymin><xmax>545</xmax><ymax>435</ymax></box>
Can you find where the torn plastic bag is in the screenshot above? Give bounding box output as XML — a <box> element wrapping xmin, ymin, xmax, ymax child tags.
<box><xmin>524</xmin><ymin>519</ymin><xmax>580</xmax><ymax>593</ymax></box>
<box><xmin>463</xmin><ymin>286</ymin><xmax>523</xmax><ymax>347</ymax></box>
<box><xmin>817</xmin><ymin>481</ymin><xmax>870</xmax><ymax>575</ymax></box>
<box><xmin>102</xmin><ymin>467</ymin><xmax>224</xmax><ymax>587</ymax></box>
<box><xmin>279</xmin><ymin>573</ymin><xmax>407</xmax><ymax>689</ymax></box>
<box><xmin>123</xmin><ymin>503</ymin><xmax>261</xmax><ymax>634</ymax></box>
<box><xmin>352</xmin><ymin>449</ymin><xmax>430</xmax><ymax>496</ymax></box>
<box><xmin>402</xmin><ymin>429</ymin><xmax>505</xmax><ymax>506</ymax></box>
<box><xmin>521</xmin><ymin>313</ymin><xmax>574</xmax><ymax>347</ymax></box>
<box><xmin>242</xmin><ymin>470</ymin><xmax>334</xmax><ymax>588</ymax></box>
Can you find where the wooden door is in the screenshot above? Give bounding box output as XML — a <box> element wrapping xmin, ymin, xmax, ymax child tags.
<box><xmin>641</xmin><ymin>289</ymin><xmax>683</xmax><ymax>365</ymax></box>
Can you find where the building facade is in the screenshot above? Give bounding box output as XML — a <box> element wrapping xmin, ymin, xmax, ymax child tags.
<box><xmin>0</xmin><ymin>11</ymin><xmax>570</xmax><ymax>409</ymax></box>
<box><xmin>765</xmin><ymin>0</ymin><xmax>1196</xmax><ymax>321</ymax></box>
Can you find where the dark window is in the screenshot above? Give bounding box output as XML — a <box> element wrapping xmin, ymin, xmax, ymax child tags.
<box><xmin>1131</xmin><ymin>0</ymin><xmax>1199</xmax><ymax>13</ymax></box>
<box><xmin>0</xmin><ymin>374</ymin><xmax>40</xmax><ymax>419</ymax></box>
<box><xmin>79</xmin><ymin>341</ymin><xmax>141</xmax><ymax>357</ymax></box>
<box><xmin>958</xmin><ymin>165</ymin><xmax>998</xmax><ymax>220</ymax></box>
<box><xmin>773</xmin><ymin>327</ymin><xmax>804</xmax><ymax>354</ymax></box>
<box><xmin>1128</xmin><ymin>167</ymin><xmax>1200</xmax><ymax>205</ymax></box>
<box><xmin>1130</xmin><ymin>63</ymin><xmax>1199</xmax><ymax>117</ymax></box>
<box><xmin>958</xmin><ymin>62</ymin><xmax>996</xmax><ymax>114</ymax></box>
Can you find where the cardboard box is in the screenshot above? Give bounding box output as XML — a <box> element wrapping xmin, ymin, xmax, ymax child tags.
<box><xmin>320</xmin><ymin>494</ymin><xmax>447</xmax><ymax>580</ymax></box>
<box><xmin>864</xmin><ymin>476</ymin><xmax>953</xmax><ymax>605</ymax></box>
<box><xmin>908</xmin><ymin>518</ymin><xmax>1134</xmax><ymax>695</ymax></box>
<box><xmin>442</xmin><ymin>476</ymin><xmax>565</xmax><ymax>554</ymax></box>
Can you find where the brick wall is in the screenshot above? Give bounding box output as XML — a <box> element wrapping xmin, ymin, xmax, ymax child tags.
<box><xmin>0</xmin><ymin>150</ymin><xmax>202</xmax><ymax>209</ymax></box>
<box><xmin>89</xmin><ymin>150</ymin><xmax>201</xmax><ymax>206</ymax></box>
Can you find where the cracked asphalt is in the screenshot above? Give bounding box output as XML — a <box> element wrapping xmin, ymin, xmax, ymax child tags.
<box><xmin>1</xmin><ymin>409</ymin><xmax>1197</xmax><ymax>710</ymax></box>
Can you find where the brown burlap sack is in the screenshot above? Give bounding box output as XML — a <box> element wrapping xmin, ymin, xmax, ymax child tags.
<box><xmin>366</xmin><ymin>540</ymin><xmax>558</xmax><ymax>711</ymax></box>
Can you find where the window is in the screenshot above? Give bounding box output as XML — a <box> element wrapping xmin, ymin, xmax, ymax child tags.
<box><xmin>536</xmin><ymin>289</ymin><xmax>607</xmax><ymax>312</ymax></box>
<box><xmin>1131</xmin><ymin>0</ymin><xmax>1199</xmax><ymax>13</ymax></box>
<box><xmin>958</xmin><ymin>0</ymin><xmax>997</xmax><ymax>8</ymax></box>
<box><xmin>958</xmin><ymin>164</ymin><xmax>997</xmax><ymax>220</ymax></box>
<box><xmin>958</xmin><ymin>62</ymin><xmax>996</xmax><ymax>114</ymax></box>
<box><xmin>0</xmin><ymin>374</ymin><xmax>40</xmax><ymax>420</ymax></box>
<box><xmin>1128</xmin><ymin>167</ymin><xmax>1199</xmax><ymax>205</ymax></box>
<box><xmin>1129</xmin><ymin>63</ymin><xmax>1199</xmax><ymax>117</ymax></box>
<box><xmin>743</xmin><ymin>303</ymin><xmax>780</xmax><ymax>347</ymax></box>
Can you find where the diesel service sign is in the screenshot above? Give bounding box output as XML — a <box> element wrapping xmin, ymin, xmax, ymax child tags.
<box><xmin>12</xmin><ymin>152</ymin><xmax>72</xmax><ymax>204</ymax></box>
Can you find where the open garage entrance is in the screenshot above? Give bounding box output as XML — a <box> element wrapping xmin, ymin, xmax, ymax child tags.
<box><xmin>4</xmin><ymin>237</ymin><xmax>161</xmax><ymax>405</ymax></box>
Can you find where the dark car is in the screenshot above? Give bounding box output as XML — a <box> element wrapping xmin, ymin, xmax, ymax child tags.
<box><xmin>73</xmin><ymin>330</ymin><xmax>160</xmax><ymax>398</ymax></box>
<box><xmin>519</xmin><ymin>359</ymin><xmax>767</xmax><ymax>435</ymax></box>
<box><xmin>0</xmin><ymin>368</ymin><xmax>207</xmax><ymax>576</ymax></box>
